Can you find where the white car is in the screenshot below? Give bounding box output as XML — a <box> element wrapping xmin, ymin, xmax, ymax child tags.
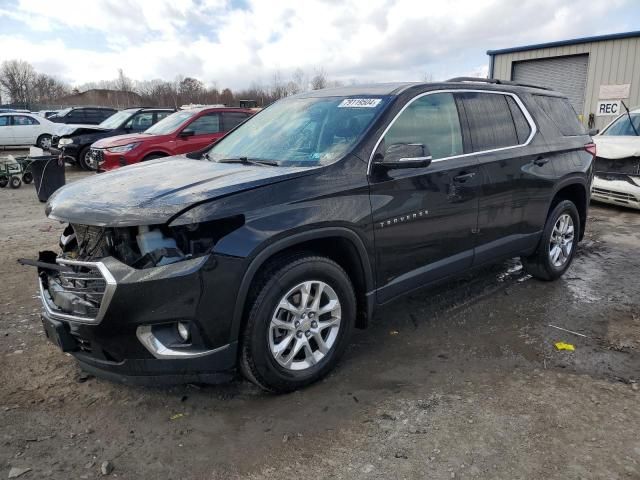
<box><xmin>0</xmin><ymin>112</ymin><xmax>61</xmax><ymax>149</ymax></box>
<box><xmin>592</xmin><ymin>107</ymin><xmax>640</xmax><ymax>210</ymax></box>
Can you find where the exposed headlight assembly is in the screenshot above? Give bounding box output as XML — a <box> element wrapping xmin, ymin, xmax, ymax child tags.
<box><xmin>106</xmin><ymin>142</ymin><xmax>140</xmax><ymax>153</ymax></box>
<box><xmin>58</xmin><ymin>137</ymin><xmax>74</xmax><ymax>146</ymax></box>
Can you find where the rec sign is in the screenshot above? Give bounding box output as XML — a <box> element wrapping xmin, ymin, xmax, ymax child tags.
<box><xmin>596</xmin><ymin>100</ymin><xmax>622</xmax><ymax>116</ymax></box>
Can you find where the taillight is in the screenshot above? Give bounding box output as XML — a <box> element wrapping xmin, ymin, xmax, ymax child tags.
<box><xmin>585</xmin><ymin>142</ymin><xmax>596</xmax><ymax>158</ymax></box>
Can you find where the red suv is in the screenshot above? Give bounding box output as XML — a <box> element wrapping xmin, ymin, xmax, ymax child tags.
<box><xmin>90</xmin><ymin>107</ymin><xmax>254</xmax><ymax>171</ymax></box>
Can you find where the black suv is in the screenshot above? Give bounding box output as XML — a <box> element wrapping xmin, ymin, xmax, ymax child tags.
<box><xmin>29</xmin><ymin>79</ymin><xmax>594</xmax><ymax>392</ymax></box>
<box><xmin>48</xmin><ymin>107</ymin><xmax>117</xmax><ymax>125</ymax></box>
<box><xmin>52</xmin><ymin>108</ymin><xmax>174</xmax><ymax>169</ymax></box>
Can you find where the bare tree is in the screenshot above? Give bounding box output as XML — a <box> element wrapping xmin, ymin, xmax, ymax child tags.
<box><xmin>311</xmin><ymin>68</ymin><xmax>327</xmax><ymax>90</ymax></box>
<box><xmin>116</xmin><ymin>68</ymin><xmax>133</xmax><ymax>92</ymax></box>
<box><xmin>0</xmin><ymin>60</ymin><xmax>35</xmax><ymax>106</ymax></box>
<box><xmin>270</xmin><ymin>70</ymin><xmax>288</xmax><ymax>100</ymax></box>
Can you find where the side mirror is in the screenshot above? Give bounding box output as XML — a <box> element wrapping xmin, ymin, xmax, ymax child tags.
<box><xmin>375</xmin><ymin>143</ymin><xmax>432</xmax><ymax>169</ymax></box>
<box><xmin>588</xmin><ymin>128</ymin><xmax>599</xmax><ymax>136</ymax></box>
<box><xmin>179</xmin><ymin>129</ymin><xmax>195</xmax><ymax>138</ymax></box>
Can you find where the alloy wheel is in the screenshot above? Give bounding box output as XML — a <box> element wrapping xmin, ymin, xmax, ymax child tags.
<box><xmin>268</xmin><ymin>280</ymin><xmax>342</xmax><ymax>371</ymax></box>
<box><xmin>549</xmin><ymin>213</ymin><xmax>574</xmax><ymax>267</ymax></box>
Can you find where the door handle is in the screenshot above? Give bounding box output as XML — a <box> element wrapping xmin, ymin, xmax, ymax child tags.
<box><xmin>534</xmin><ymin>156</ymin><xmax>549</xmax><ymax>166</ymax></box>
<box><xmin>453</xmin><ymin>172</ymin><xmax>476</xmax><ymax>183</ymax></box>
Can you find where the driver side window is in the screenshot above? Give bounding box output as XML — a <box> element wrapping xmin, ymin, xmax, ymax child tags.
<box><xmin>383</xmin><ymin>93</ymin><xmax>463</xmax><ymax>160</ymax></box>
<box><xmin>187</xmin><ymin>113</ymin><xmax>221</xmax><ymax>135</ymax></box>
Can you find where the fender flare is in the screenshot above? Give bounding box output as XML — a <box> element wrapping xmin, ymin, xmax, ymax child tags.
<box><xmin>229</xmin><ymin>227</ymin><xmax>375</xmax><ymax>342</ymax></box>
<box><xmin>546</xmin><ymin>175</ymin><xmax>590</xmax><ymax>238</ymax></box>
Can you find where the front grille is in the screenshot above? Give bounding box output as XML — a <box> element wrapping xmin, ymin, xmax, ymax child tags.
<box><xmin>594</xmin><ymin>156</ymin><xmax>640</xmax><ymax>176</ymax></box>
<box><xmin>89</xmin><ymin>148</ymin><xmax>104</xmax><ymax>169</ymax></box>
<box><xmin>40</xmin><ymin>259</ymin><xmax>114</xmax><ymax>324</ymax></box>
<box><xmin>592</xmin><ymin>187</ymin><xmax>638</xmax><ymax>204</ymax></box>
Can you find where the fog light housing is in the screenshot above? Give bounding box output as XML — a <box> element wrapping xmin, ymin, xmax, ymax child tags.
<box><xmin>177</xmin><ymin>322</ymin><xmax>190</xmax><ymax>342</ymax></box>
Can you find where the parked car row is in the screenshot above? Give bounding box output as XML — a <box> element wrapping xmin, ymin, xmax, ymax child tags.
<box><xmin>53</xmin><ymin>106</ymin><xmax>253</xmax><ymax>170</ymax></box>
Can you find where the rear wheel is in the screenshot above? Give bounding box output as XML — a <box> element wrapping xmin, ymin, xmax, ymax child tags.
<box><xmin>36</xmin><ymin>134</ymin><xmax>52</xmax><ymax>150</ymax></box>
<box><xmin>523</xmin><ymin>200</ymin><xmax>579</xmax><ymax>281</ymax></box>
<box><xmin>0</xmin><ymin>177</ymin><xmax>8</xmax><ymax>188</ymax></box>
<box><xmin>78</xmin><ymin>146</ymin><xmax>92</xmax><ymax>170</ymax></box>
<box><xmin>240</xmin><ymin>255</ymin><xmax>356</xmax><ymax>393</ymax></box>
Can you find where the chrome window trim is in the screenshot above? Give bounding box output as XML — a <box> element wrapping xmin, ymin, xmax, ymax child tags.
<box><xmin>367</xmin><ymin>89</ymin><xmax>538</xmax><ymax>175</ymax></box>
<box><xmin>39</xmin><ymin>258</ymin><xmax>117</xmax><ymax>325</ymax></box>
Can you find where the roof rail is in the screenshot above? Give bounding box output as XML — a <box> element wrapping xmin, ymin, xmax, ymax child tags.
<box><xmin>446</xmin><ymin>76</ymin><xmax>552</xmax><ymax>91</ymax></box>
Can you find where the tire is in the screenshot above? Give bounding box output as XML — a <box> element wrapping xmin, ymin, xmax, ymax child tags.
<box><xmin>78</xmin><ymin>146</ymin><xmax>93</xmax><ymax>170</ymax></box>
<box><xmin>36</xmin><ymin>134</ymin><xmax>52</xmax><ymax>150</ymax></box>
<box><xmin>523</xmin><ymin>200</ymin><xmax>580</xmax><ymax>281</ymax></box>
<box><xmin>239</xmin><ymin>255</ymin><xmax>356</xmax><ymax>393</ymax></box>
<box><xmin>22</xmin><ymin>171</ymin><xmax>33</xmax><ymax>184</ymax></box>
<box><xmin>0</xmin><ymin>177</ymin><xmax>7</xmax><ymax>188</ymax></box>
<box><xmin>9</xmin><ymin>176</ymin><xmax>22</xmax><ymax>189</ymax></box>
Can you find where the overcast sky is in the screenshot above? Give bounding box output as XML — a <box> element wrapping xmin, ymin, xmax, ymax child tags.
<box><xmin>0</xmin><ymin>0</ymin><xmax>639</xmax><ymax>90</ymax></box>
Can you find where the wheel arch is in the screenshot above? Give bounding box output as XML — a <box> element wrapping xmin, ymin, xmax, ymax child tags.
<box><xmin>142</xmin><ymin>151</ymin><xmax>170</xmax><ymax>161</ymax></box>
<box><xmin>548</xmin><ymin>178</ymin><xmax>589</xmax><ymax>241</ymax></box>
<box><xmin>230</xmin><ymin>227</ymin><xmax>375</xmax><ymax>343</ymax></box>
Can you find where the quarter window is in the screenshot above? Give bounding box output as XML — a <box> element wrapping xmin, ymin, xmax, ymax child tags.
<box><xmin>187</xmin><ymin>113</ymin><xmax>221</xmax><ymax>135</ymax></box>
<box><xmin>459</xmin><ymin>92</ymin><xmax>519</xmax><ymax>151</ymax></box>
<box><xmin>382</xmin><ymin>93</ymin><xmax>463</xmax><ymax>160</ymax></box>
<box><xmin>505</xmin><ymin>96</ymin><xmax>532</xmax><ymax>144</ymax></box>
<box><xmin>0</xmin><ymin>116</ymin><xmax>8</xmax><ymax>126</ymax></box>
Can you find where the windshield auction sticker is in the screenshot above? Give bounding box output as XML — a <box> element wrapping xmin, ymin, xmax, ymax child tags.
<box><xmin>338</xmin><ymin>98</ymin><xmax>382</xmax><ymax>108</ymax></box>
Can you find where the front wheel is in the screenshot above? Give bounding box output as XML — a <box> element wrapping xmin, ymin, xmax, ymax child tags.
<box><xmin>239</xmin><ymin>255</ymin><xmax>356</xmax><ymax>393</ymax></box>
<box><xmin>78</xmin><ymin>146</ymin><xmax>93</xmax><ymax>170</ymax></box>
<box><xmin>523</xmin><ymin>199</ymin><xmax>580</xmax><ymax>281</ymax></box>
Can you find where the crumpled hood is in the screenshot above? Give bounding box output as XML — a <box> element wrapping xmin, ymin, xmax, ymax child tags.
<box><xmin>46</xmin><ymin>157</ymin><xmax>314</xmax><ymax>226</ymax></box>
<box><xmin>594</xmin><ymin>136</ymin><xmax>640</xmax><ymax>159</ymax></box>
<box><xmin>93</xmin><ymin>133</ymin><xmax>155</xmax><ymax>148</ymax></box>
<box><xmin>56</xmin><ymin>123</ymin><xmax>111</xmax><ymax>137</ymax></box>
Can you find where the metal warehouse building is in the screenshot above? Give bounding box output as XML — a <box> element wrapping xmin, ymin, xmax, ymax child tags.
<box><xmin>487</xmin><ymin>31</ymin><xmax>640</xmax><ymax>131</ymax></box>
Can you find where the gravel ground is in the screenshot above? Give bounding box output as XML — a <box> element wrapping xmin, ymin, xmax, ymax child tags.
<box><xmin>1</xmin><ymin>157</ymin><xmax>639</xmax><ymax>479</ymax></box>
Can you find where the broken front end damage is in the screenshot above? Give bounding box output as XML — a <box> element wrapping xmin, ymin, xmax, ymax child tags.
<box><xmin>21</xmin><ymin>221</ymin><xmax>247</xmax><ymax>385</ymax></box>
<box><xmin>592</xmin><ymin>155</ymin><xmax>640</xmax><ymax>210</ymax></box>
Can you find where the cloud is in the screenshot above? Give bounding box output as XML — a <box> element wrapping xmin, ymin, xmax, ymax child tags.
<box><xmin>0</xmin><ymin>0</ymin><xmax>636</xmax><ymax>89</ymax></box>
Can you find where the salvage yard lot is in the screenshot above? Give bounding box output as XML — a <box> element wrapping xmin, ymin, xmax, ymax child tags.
<box><xmin>1</xmin><ymin>165</ymin><xmax>639</xmax><ymax>479</ymax></box>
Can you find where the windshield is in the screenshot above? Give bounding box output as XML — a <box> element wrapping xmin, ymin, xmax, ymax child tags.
<box><xmin>602</xmin><ymin>113</ymin><xmax>640</xmax><ymax>136</ymax></box>
<box><xmin>207</xmin><ymin>96</ymin><xmax>389</xmax><ymax>166</ymax></box>
<box><xmin>145</xmin><ymin>110</ymin><xmax>196</xmax><ymax>135</ymax></box>
<box><xmin>51</xmin><ymin>108</ymin><xmax>71</xmax><ymax>119</ymax></box>
<box><xmin>99</xmin><ymin>110</ymin><xmax>135</xmax><ymax>129</ymax></box>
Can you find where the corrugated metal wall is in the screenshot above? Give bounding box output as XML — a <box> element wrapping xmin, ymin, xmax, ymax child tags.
<box><xmin>491</xmin><ymin>36</ymin><xmax>640</xmax><ymax>130</ymax></box>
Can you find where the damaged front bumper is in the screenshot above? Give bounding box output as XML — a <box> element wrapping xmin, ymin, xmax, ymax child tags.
<box><xmin>591</xmin><ymin>175</ymin><xmax>640</xmax><ymax>210</ymax></box>
<box><xmin>27</xmin><ymin>251</ymin><xmax>242</xmax><ymax>385</ymax></box>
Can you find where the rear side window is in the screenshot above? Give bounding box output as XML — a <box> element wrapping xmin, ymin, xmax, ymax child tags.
<box><xmin>383</xmin><ymin>92</ymin><xmax>463</xmax><ymax>160</ymax></box>
<box><xmin>458</xmin><ymin>92</ymin><xmax>519</xmax><ymax>151</ymax></box>
<box><xmin>533</xmin><ymin>95</ymin><xmax>585</xmax><ymax>136</ymax></box>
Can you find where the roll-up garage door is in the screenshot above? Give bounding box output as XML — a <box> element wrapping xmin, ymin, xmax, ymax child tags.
<box><xmin>512</xmin><ymin>54</ymin><xmax>589</xmax><ymax>113</ymax></box>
